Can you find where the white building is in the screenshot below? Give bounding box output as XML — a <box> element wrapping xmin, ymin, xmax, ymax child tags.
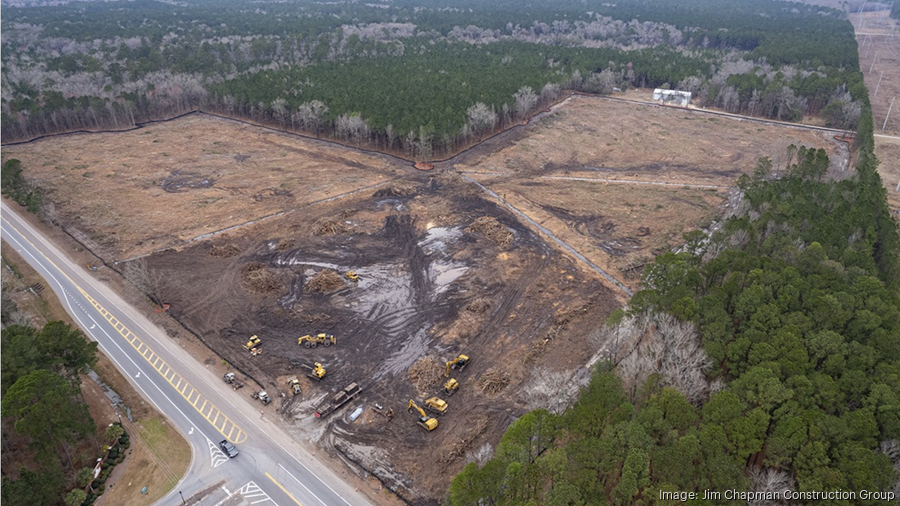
<box><xmin>652</xmin><ymin>89</ymin><xmax>692</xmax><ymax>107</ymax></box>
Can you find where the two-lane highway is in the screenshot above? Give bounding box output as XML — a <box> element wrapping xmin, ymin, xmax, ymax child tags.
<box><xmin>1</xmin><ymin>201</ymin><xmax>373</xmax><ymax>506</ymax></box>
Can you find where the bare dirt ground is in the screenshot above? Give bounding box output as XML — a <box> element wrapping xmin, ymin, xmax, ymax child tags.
<box><xmin>148</xmin><ymin>175</ymin><xmax>618</xmax><ymax>502</ymax></box>
<box><xmin>452</xmin><ymin>95</ymin><xmax>847</xmax><ymax>290</ymax></box>
<box><xmin>854</xmin><ymin>10</ymin><xmax>900</xmax><ymax>217</ymax></box>
<box><xmin>3</xmin><ymin>113</ymin><xmax>403</xmax><ymax>261</ymax></box>
<box><xmin>1</xmin><ymin>94</ymin><xmax>847</xmax><ymax>504</ymax></box>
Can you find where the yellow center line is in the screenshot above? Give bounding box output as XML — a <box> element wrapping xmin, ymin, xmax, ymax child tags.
<box><xmin>265</xmin><ymin>472</ymin><xmax>304</xmax><ymax>506</ymax></box>
<box><xmin>1</xmin><ymin>215</ymin><xmax>247</xmax><ymax>444</ymax></box>
<box><xmin>77</xmin><ymin>288</ymin><xmax>247</xmax><ymax>444</ymax></box>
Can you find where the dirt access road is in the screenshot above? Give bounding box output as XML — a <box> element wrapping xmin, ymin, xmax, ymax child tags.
<box><xmin>855</xmin><ymin>9</ymin><xmax>900</xmax><ymax>216</ymax></box>
<box><xmin>1</xmin><ymin>91</ymin><xmax>845</xmax><ymax>504</ymax></box>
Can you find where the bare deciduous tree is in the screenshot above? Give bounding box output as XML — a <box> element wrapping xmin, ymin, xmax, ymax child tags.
<box><xmin>585</xmin><ymin>69</ymin><xmax>618</xmax><ymax>94</ymax></box>
<box><xmin>747</xmin><ymin>467</ymin><xmax>794</xmax><ymax>506</ymax></box>
<box><xmin>880</xmin><ymin>440</ymin><xmax>900</xmax><ymax>496</ymax></box>
<box><xmin>521</xmin><ymin>366</ymin><xmax>578</xmax><ymax>414</ymax></box>
<box><xmin>465</xmin><ymin>443</ymin><xmax>494</xmax><ymax>466</ymax></box>
<box><xmin>335</xmin><ymin>112</ymin><xmax>369</xmax><ymax>146</ymax></box>
<box><xmin>417</xmin><ymin>125</ymin><xmax>433</xmax><ymax>161</ymax></box>
<box><xmin>465</xmin><ymin>101</ymin><xmax>497</xmax><ymax>137</ymax></box>
<box><xmin>540</xmin><ymin>83</ymin><xmax>561</xmax><ymax>104</ymax></box>
<box><xmin>604</xmin><ymin>312</ymin><xmax>711</xmax><ymax>404</ymax></box>
<box><xmin>513</xmin><ymin>85</ymin><xmax>538</xmax><ymax>120</ymax></box>
<box><xmin>404</xmin><ymin>130</ymin><xmax>417</xmax><ymax>158</ymax></box>
<box><xmin>270</xmin><ymin>98</ymin><xmax>289</xmax><ymax>128</ymax></box>
<box><xmin>294</xmin><ymin>100</ymin><xmax>328</xmax><ymax>137</ymax></box>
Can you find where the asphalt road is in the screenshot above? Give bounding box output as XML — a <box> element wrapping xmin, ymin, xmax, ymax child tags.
<box><xmin>1</xmin><ymin>201</ymin><xmax>374</xmax><ymax>506</ymax></box>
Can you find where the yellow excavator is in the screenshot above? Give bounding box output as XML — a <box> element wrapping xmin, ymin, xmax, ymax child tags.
<box><xmin>424</xmin><ymin>396</ymin><xmax>448</xmax><ymax>415</ymax></box>
<box><xmin>302</xmin><ymin>362</ymin><xmax>326</xmax><ymax>381</ymax></box>
<box><xmin>407</xmin><ymin>400</ymin><xmax>438</xmax><ymax>431</ymax></box>
<box><xmin>298</xmin><ymin>333</ymin><xmax>336</xmax><ymax>348</ymax></box>
<box><xmin>244</xmin><ymin>335</ymin><xmax>262</xmax><ymax>355</ymax></box>
<box><xmin>443</xmin><ymin>378</ymin><xmax>459</xmax><ymax>396</ymax></box>
<box><xmin>445</xmin><ymin>354</ymin><xmax>470</xmax><ymax>377</ymax></box>
<box><xmin>345</xmin><ymin>271</ymin><xmax>360</xmax><ymax>282</ymax></box>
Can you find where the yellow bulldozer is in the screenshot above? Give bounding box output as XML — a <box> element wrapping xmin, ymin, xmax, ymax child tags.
<box><xmin>445</xmin><ymin>354</ymin><xmax>470</xmax><ymax>376</ymax></box>
<box><xmin>244</xmin><ymin>335</ymin><xmax>262</xmax><ymax>355</ymax></box>
<box><xmin>298</xmin><ymin>333</ymin><xmax>336</xmax><ymax>348</ymax></box>
<box><xmin>287</xmin><ymin>377</ymin><xmax>301</xmax><ymax>395</ymax></box>
<box><xmin>407</xmin><ymin>400</ymin><xmax>438</xmax><ymax>431</ymax></box>
<box><xmin>443</xmin><ymin>378</ymin><xmax>459</xmax><ymax>396</ymax></box>
<box><xmin>424</xmin><ymin>396</ymin><xmax>448</xmax><ymax>415</ymax></box>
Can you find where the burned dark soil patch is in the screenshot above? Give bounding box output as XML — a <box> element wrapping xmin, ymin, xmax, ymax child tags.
<box><xmin>160</xmin><ymin>170</ymin><xmax>215</xmax><ymax>192</ymax></box>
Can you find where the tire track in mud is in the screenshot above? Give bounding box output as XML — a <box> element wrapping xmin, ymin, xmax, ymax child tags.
<box><xmin>462</xmin><ymin>176</ymin><xmax>634</xmax><ymax>296</ymax></box>
<box><xmin>121</xmin><ymin>179</ymin><xmax>397</xmax><ymax>263</ymax></box>
<box><xmin>472</xmin><ymin>251</ymin><xmax>551</xmax><ymax>347</ymax></box>
<box><xmin>341</xmin><ymin>214</ymin><xmax>456</xmax><ymax>379</ymax></box>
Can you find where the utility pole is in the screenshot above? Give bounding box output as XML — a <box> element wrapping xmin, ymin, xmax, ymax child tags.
<box><xmin>883</xmin><ymin>97</ymin><xmax>895</xmax><ymax>131</ymax></box>
<box><xmin>869</xmin><ymin>51</ymin><xmax>879</xmax><ymax>74</ymax></box>
<box><xmin>874</xmin><ymin>70</ymin><xmax>885</xmax><ymax>97</ymax></box>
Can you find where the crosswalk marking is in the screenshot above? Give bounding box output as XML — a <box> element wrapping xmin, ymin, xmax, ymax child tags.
<box><xmin>207</xmin><ymin>439</ymin><xmax>229</xmax><ymax>468</ymax></box>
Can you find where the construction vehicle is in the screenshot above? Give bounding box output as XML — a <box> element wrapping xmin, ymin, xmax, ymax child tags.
<box><xmin>407</xmin><ymin>400</ymin><xmax>438</xmax><ymax>431</ymax></box>
<box><xmin>445</xmin><ymin>354</ymin><xmax>470</xmax><ymax>376</ymax></box>
<box><xmin>314</xmin><ymin>382</ymin><xmax>361</xmax><ymax>418</ymax></box>
<box><xmin>373</xmin><ymin>404</ymin><xmax>394</xmax><ymax>420</ymax></box>
<box><xmin>345</xmin><ymin>271</ymin><xmax>360</xmax><ymax>282</ymax></box>
<box><xmin>298</xmin><ymin>333</ymin><xmax>335</xmax><ymax>348</ymax></box>
<box><xmin>443</xmin><ymin>378</ymin><xmax>459</xmax><ymax>396</ymax></box>
<box><xmin>424</xmin><ymin>396</ymin><xmax>448</xmax><ymax>416</ymax></box>
<box><xmin>244</xmin><ymin>335</ymin><xmax>262</xmax><ymax>355</ymax></box>
<box><xmin>223</xmin><ymin>372</ymin><xmax>244</xmax><ymax>390</ymax></box>
<box><xmin>287</xmin><ymin>377</ymin><xmax>301</xmax><ymax>395</ymax></box>
<box><xmin>301</xmin><ymin>362</ymin><xmax>326</xmax><ymax>381</ymax></box>
<box><xmin>251</xmin><ymin>390</ymin><xmax>272</xmax><ymax>405</ymax></box>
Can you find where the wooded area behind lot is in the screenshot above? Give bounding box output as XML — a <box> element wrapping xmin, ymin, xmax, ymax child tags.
<box><xmin>2</xmin><ymin>0</ymin><xmax>865</xmax><ymax>158</ymax></box>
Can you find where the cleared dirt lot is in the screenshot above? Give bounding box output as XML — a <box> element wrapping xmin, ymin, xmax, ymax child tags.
<box><xmin>1</xmin><ymin>95</ymin><xmax>846</xmax><ymax>503</ymax></box>
<box><xmin>454</xmin><ymin>95</ymin><xmax>847</xmax><ymax>290</ymax></box>
<box><xmin>854</xmin><ymin>10</ymin><xmax>900</xmax><ymax>216</ymax></box>
<box><xmin>3</xmin><ymin>114</ymin><xmax>402</xmax><ymax>261</ymax></box>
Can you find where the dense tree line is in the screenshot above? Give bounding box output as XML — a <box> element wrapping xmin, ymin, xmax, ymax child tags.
<box><xmin>446</xmin><ymin>83</ymin><xmax>900</xmax><ymax>505</ymax></box>
<box><xmin>2</xmin><ymin>0</ymin><xmax>866</xmax><ymax>154</ymax></box>
<box><xmin>1</xmin><ymin>321</ymin><xmax>103</xmax><ymax>506</ymax></box>
<box><xmin>1</xmin><ymin>158</ymin><xmax>43</xmax><ymax>214</ymax></box>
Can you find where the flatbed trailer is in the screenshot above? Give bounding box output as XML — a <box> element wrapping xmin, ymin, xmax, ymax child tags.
<box><xmin>313</xmin><ymin>382</ymin><xmax>361</xmax><ymax>418</ymax></box>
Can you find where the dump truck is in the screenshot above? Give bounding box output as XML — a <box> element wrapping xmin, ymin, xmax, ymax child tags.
<box><xmin>314</xmin><ymin>382</ymin><xmax>361</xmax><ymax>418</ymax></box>
<box><xmin>251</xmin><ymin>390</ymin><xmax>272</xmax><ymax>405</ymax></box>
<box><xmin>298</xmin><ymin>333</ymin><xmax>336</xmax><ymax>348</ymax></box>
